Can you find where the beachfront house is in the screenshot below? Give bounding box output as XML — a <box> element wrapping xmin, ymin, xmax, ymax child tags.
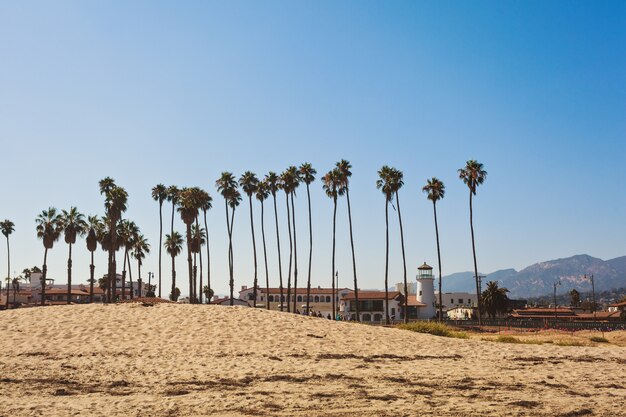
<box><xmin>340</xmin><ymin>291</ymin><xmax>404</xmax><ymax>322</ymax></box>
<box><xmin>238</xmin><ymin>286</ymin><xmax>353</xmax><ymax>318</ymax></box>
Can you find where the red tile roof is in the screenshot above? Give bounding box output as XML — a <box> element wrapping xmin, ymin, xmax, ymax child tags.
<box><xmin>248</xmin><ymin>287</ymin><xmax>352</xmax><ymax>295</ymax></box>
<box><xmin>405</xmin><ymin>295</ymin><xmax>427</xmax><ymax>307</ymax></box>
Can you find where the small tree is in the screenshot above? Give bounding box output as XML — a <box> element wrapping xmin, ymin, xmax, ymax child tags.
<box><xmin>569</xmin><ymin>289</ymin><xmax>581</xmax><ymax>307</ymax></box>
<box><xmin>481</xmin><ymin>281</ymin><xmax>509</xmax><ymax>319</ymax></box>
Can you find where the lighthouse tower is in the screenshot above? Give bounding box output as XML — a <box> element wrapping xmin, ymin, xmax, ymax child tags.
<box><xmin>416</xmin><ymin>262</ymin><xmax>436</xmax><ymax>319</ymax></box>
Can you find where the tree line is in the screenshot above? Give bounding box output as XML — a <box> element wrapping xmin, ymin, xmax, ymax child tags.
<box><xmin>2</xmin><ymin>159</ymin><xmax>488</xmax><ymax>324</ymax></box>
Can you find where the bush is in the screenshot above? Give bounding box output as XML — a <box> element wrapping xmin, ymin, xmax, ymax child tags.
<box><xmin>491</xmin><ymin>335</ymin><xmax>544</xmax><ymax>345</ymax></box>
<box><xmin>397</xmin><ymin>322</ymin><xmax>468</xmax><ymax>339</ymax></box>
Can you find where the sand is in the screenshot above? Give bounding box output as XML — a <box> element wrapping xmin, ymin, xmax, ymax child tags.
<box><xmin>0</xmin><ymin>304</ymin><xmax>624</xmax><ymax>417</ymax></box>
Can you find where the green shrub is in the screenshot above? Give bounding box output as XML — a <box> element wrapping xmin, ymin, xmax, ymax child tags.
<box><xmin>491</xmin><ymin>335</ymin><xmax>544</xmax><ymax>345</ymax></box>
<box><xmin>397</xmin><ymin>322</ymin><xmax>468</xmax><ymax>339</ymax></box>
<box><xmin>589</xmin><ymin>336</ymin><xmax>609</xmax><ymax>343</ymax></box>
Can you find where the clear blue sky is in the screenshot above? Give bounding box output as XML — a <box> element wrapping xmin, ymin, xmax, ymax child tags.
<box><xmin>1</xmin><ymin>1</ymin><xmax>624</xmax><ymax>297</ymax></box>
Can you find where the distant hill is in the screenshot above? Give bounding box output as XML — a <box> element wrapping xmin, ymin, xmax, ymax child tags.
<box><xmin>442</xmin><ymin>254</ymin><xmax>626</xmax><ymax>298</ymax></box>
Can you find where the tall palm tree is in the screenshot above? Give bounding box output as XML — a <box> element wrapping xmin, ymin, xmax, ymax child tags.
<box><xmin>191</xmin><ymin>223</ymin><xmax>206</xmax><ymax>302</ymax></box>
<box><xmin>1</xmin><ymin>220</ymin><xmax>15</xmax><ymax>309</ymax></box>
<box><xmin>458</xmin><ymin>160</ymin><xmax>487</xmax><ymax>325</ymax></box>
<box><xmin>422</xmin><ymin>177</ymin><xmax>445</xmax><ymax>321</ymax></box>
<box><xmin>99</xmin><ymin>178</ymin><xmax>128</xmax><ymax>302</ymax></box>
<box><xmin>132</xmin><ymin>234</ymin><xmax>150</xmax><ymax>298</ymax></box>
<box><xmin>239</xmin><ymin>172</ymin><xmax>260</xmax><ymax>307</ymax></box>
<box><xmin>152</xmin><ymin>184</ymin><xmax>168</xmax><ymax>298</ymax></box>
<box><xmin>178</xmin><ymin>187</ymin><xmax>201</xmax><ymax>303</ymax></box>
<box><xmin>376</xmin><ymin>166</ymin><xmax>394</xmax><ymax>324</ymax></box>
<box><xmin>118</xmin><ymin>220</ymin><xmax>138</xmax><ymax>300</ymax></box>
<box><xmin>298</xmin><ymin>163</ymin><xmax>316</xmax><ymax>315</ymax></box>
<box><xmin>280</xmin><ymin>169</ymin><xmax>294</xmax><ymax>312</ymax></box>
<box><xmin>86</xmin><ymin>215</ymin><xmax>101</xmax><ymax>303</ymax></box>
<box><xmin>389</xmin><ymin>168</ymin><xmax>408</xmax><ymax>324</ymax></box>
<box><xmin>216</xmin><ymin>173</ymin><xmax>240</xmax><ymax>306</ymax></box>
<box><xmin>199</xmin><ymin>190</ymin><xmax>213</xmax><ymax>304</ymax></box>
<box><xmin>287</xmin><ymin>166</ymin><xmax>301</xmax><ymax>313</ymax></box>
<box><xmin>322</xmin><ymin>168</ymin><xmax>344</xmax><ymax>319</ymax></box>
<box><xmin>165</xmin><ymin>232</ymin><xmax>183</xmax><ymax>301</ymax></box>
<box><xmin>60</xmin><ymin>207</ymin><xmax>88</xmax><ymax>304</ymax></box>
<box><xmin>336</xmin><ymin>159</ymin><xmax>359</xmax><ymax>321</ymax></box>
<box><xmin>265</xmin><ymin>172</ymin><xmax>284</xmax><ymax>310</ymax></box>
<box><xmin>256</xmin><ymin>180</ymin><xmax>271</xmax><ymax>310</ymax></box>
<box><xmin>35</xmin><ymin>208</ymin><xmax>62</xmax><ymax>306</ymax></box>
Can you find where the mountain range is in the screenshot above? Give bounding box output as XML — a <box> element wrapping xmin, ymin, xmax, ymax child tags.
<box><xmin>440</xmin><ymin>254</ymin><xmax>626</xmax><ymax>298</ymax></box>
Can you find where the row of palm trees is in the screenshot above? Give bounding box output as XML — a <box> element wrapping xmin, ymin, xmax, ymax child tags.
<box><xmin>33</xmin><ymin>177</ymin><xmax>151</xmax><ymax>305</ymax></box>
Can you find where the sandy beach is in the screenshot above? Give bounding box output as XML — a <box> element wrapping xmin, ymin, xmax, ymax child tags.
<box><xmin>0</xmin><ymin>303</ymin><xmax>624</xmax><ymax>416</ymax></box>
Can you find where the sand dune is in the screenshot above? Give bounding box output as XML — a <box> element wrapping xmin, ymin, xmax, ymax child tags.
<box><xmin>0</xmin><ymin>304</ymin><xmax>624</xmax><ymax>416</ymax></box>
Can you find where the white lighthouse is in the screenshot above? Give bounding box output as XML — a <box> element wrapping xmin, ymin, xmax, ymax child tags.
<box><xmin>416</xmin><ymin>262</ymin><xmax>436</xmax><ymax>319</ymax></box>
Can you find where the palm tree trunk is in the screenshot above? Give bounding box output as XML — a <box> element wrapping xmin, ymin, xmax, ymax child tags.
<box><xmin>291</xmin><ymin>192</ymin><xmax>298</xmax><ymax>313</ymax></box>
<box><xmin>260</xmin><ymin>200</ymin><xmax>270</xmax><ymax>310</ymax></box>
<box><xmin>158</xmin><ymin>202</ymin><xmax>163</xmax><ymax>298</ymax></box>
<box><xmin>384</xmin><ymin>199</ymin><xmax>390</xmax><ymax>325</ymax></box>
<box><xmin>137</xmin><ymin>260</ymin><xmax>142</xmax><ymax>298</ymax></box>
<box><xmin>171</xmin><ymin>254</ymin><xmax>176</xmax><ymax>301</ymax></box>
<box><xmin>203</xmin><ymin>209</ymin><xmax>211</xmax><ymax>304</ymax></box>
<box><xmin>433</xmin><ymin>201</ymin><xmax>443</xmax><ymax>322</ymax></box>
<box><xmin>194</xmin><ymin>216</ymin><xmax>200</xmax><ymax>302</ymax></box>
<box><xmin>67</xmin><ymin>243</ymin><xmax>73</xmax><ymax>304</ymax></box>
<box><xmin>122</xmin><ymin>248</ymin><xmax>128</xmax><ymax>301</ymax></box>
<box><xmin>6</xmin><ymin>236</ymin><xmax>10</xmax><ymax>308</ymax></box>
<box><xmin>248</xmin><ymin>195</ymin><xmax>258</xmax><ymax>308</ymax></box>
<box><xmin>228</xmin><ymin>208</ymin><xmax>236</xmax><ymax>306</ymax></box>
<box><xmin>395</xmin><ymin>192</ymin><xmax>408</xmax><ymax>324</ymax></box>
<box><xmin>126</xmin><ymin>251</ymin><xmax>133</xmax><ymax>299</ymax></box>
<box><xmin>331</xmin><ymin>197</ymin><xmax>337</xmax><ymax>319</ymax></box>
<box><xmin>345</xmin><ymin>189</ymin><xmax>359</xmax><ymax>322</ymax></box>
<box><xmin>285</xmin><ymin>193</ymin><xmax>292</xmax><ymax>313</ymax></box>
<box><xmin>272</xmin><ymin>194</ymin><xmax>283</xmax><ymax>310</ymax></box>
<box><xmin>469</xmin><ymin>191</ymin><xmax>482</xmax><ymax>326</ymax></box>
<box><xmin>224</xmin><ymin>201</ymin><xmax>231</xmax><ymax>305</ymax></box>
<box><xmin>89</xmin><ymin>251</ymin><xmax>95</xmax><ymax>303</ymax></box>
<box><xmin>186</xmin><ymin>222</ymin><xmax>193</xmax><ymax>304</ymax></box>
<box><xmin>110</xmin><ymin>218</ymin><xmax>117</xmax><ymax>303</ymax></box>
<box><xmin>305</xmin><ymin>184</ymin><xmax>313</xmax><ymax>316</ymax></box>
<box><xmin>41</xmin><ymin>248</ymin><xmax>48</xmax><ymax>306</ymax></box>
<box><xmin>198</xmin><ymin>235</ymin><xmax>203</xmax><ymax>303</ymax></box>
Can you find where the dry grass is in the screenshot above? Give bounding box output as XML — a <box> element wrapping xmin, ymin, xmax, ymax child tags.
<box><xmin>396</xmin><ymin>321</ymin><xmax>469</xmax><ymax>339</ymax></box>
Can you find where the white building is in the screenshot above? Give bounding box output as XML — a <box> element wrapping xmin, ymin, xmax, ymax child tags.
<box><xmin>394</xmin><ymin>262</ymin><xmax>436</xmax><ymax>320</ymax></box>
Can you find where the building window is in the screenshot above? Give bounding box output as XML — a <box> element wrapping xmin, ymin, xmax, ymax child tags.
<box><xmin>373</xmin><ymin>313</ymin><xmax>382</xmax><ymax>322</ymax></box>
<box><xmin>419</xmin><ymin>290</ymin><xmax>422</xmax><ymax>296</ymax></box>
<box><xmin>297</xmin><ymin>295</ymin><xmax>302</xmax><ymax>302</ymax></box>
<box><xmin>314</xmin><ymin>296</ymin><xmax>319</xmax><ymax>302</ymax></box>
<box><xmin>325</xmin><ymin>296</ymin><xmax>331</xmax><ymax>303</ymax></box>
<box><xmin>458</xmin><ymin>299</ymin><xmax>463</xmax><ymax>304</ymax></box>
<box><xmin>362</xmin><ymin>313</ymin><xmax>371</xmax><ymax>322</ymax></box>
<box><xmin>268</xmin><ymin>295</ymin><xmax>274</xmax><ymax>302</ymax></box>
<box><xmin>451</xmin><ymin>298</ymin><xmax>454</xmax><ymax>304</ymax></box>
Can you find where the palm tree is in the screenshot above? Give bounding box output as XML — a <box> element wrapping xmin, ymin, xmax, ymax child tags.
<box><xmin>239</xmin><ymin>172</ymin><xmax>260</xmax><ymax>307</ymax></box>
<box><xmin>11</xmin><ymin>275</ymin><xmax>25</xmax><ymax>307</ymax></box>
<box><xmin>165</xmin><ymin>232</ymin><xmax>184</xmax><ymax>301</ymax></box>
<box><xmin>279</xmin><ymin>169</ymin><xmax>294</xmax><ymax>312</ymax></box>
<box><xmin>199</xmin><ymin>190</ymin><xmax>213</xmax><ymax>303</ymax></box>
<box><xmin>322</xmin><ymin>168</ymin><xmax>344</xmax><ymax>319</ymax></box>
<box><xmin>216</xmin><ymin>173</ymin><xmax>240</xmax><ymax>306</ymax></box>
<box><xmin>86</xmin><ymin>216</ymin><xmax>101</xmax><ymax>303</ymax></box>
<box><xmin>265</xmin><ymin>172</ymin><xmax>284</xmax><ymax>310</ymax></box>
<box><xmin>178</xmin><ymin>187</ymin><xmax>201</xmax><ymax>303</ymax></box>
<box><xmin>132</xmin><ymin>234</ymin><xmax>150</xmax><ymax>298</ymax></box>
<box><xmin>256</xmin><ymin>180</ymin><xmax>271</xmax><ymax>310</ymax></box>
<box><xmin>298</xmin><ymin>163</ymin><xmax>316</xmax><ymax>315</ymax></box>
<box><xmin>99</xmin><ymin>178</ymin><xmax>128</xmax><ymax>302</ymax></box>
<box><xmin>59</xmin><ymin>207</ymin><xmax>88</xmax><ymax>304</ymax></box>
<box><xmin>422</xmin><ymin>177</ymin><xmax>445</xmax><ymax>321</ymax></box>
<box><xmin>458</xmin><ymin>160</ymin><xmax>487</xmax><ymax>325</ymax></box>
<box><xmin>191</xmin><ymin>223</ymin><xmax>206</xmax><ymax>302</ymax></box>
<box><xmin>389</xmin><ymin>168</ymin><xmax>408</xmax><ymax>324</ymax></box>
<box><xmin>336</xmin><ymin>159</ymin><xmax>359</xmax><ymax>321</ymax></box>
<box><xmin>287</xmin><ymin>166</ymin><xmax>301</xmax><ymax>313</ymax></box>
<box><xmin>118</xmin><ymin>220</ymin><xmax>138</xmax><ymax>300</ymax></box>
<box><xmin>1</xmin><ymin>220</ymin><xmax>15</xmax><ymax>309</ymax></box>
<box><xmin>376</xmin><ymin>166</ymin><xmax>394</xmax><ymax>324</ymax></box>
<box><xmin>152</xmin><ymin>184</ymin><xmax>168</xmax><ymax>298</ymax></box>
<box><xmin>481</xmin><ymin>281</ymin><xmax>509</xmax><ymax>319</ymax></box>
<box><xmin>36</xmin><ymin>208</ymin><xmax>62</xmax><ymax>306</ymax></box>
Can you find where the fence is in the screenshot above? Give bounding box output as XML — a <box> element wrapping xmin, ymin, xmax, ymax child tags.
<box><xmin>447</xmin><ymin>319</ymin><xmax>626</xmax><ymax>331</ymax></box>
